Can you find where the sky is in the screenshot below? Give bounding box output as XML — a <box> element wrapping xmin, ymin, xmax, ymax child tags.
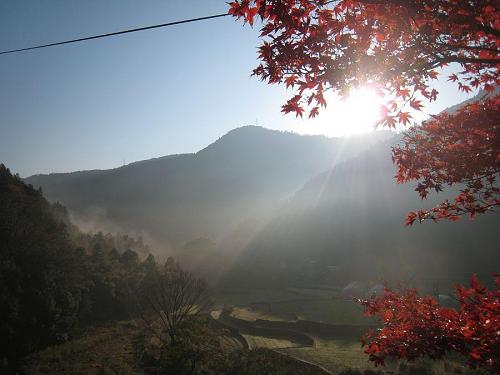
<box><xmin>0</xmin><ymin>0</ymin><xmax>476</xmax><ymax>177</ymax></box>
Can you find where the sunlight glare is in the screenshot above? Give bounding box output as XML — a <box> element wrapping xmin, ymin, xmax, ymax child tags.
<box><xmin>315</xmin><ymin>87</ymin><xmax>383</xmax><ymax>137</ymax></box>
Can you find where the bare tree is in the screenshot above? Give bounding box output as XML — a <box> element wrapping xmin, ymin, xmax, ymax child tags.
<box><xmin>141</xmin><ymin>263</ymin><xmax>211</xmax><ymax>345</ymax></box>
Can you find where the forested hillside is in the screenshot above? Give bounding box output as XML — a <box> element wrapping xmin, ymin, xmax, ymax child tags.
<box><xmin>0</xmin><ymin>165</ymin><xmax>158</xmax><ymax>372</ymax></box>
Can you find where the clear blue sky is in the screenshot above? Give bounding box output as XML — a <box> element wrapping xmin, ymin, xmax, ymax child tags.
<box><xmin>0</xmin><ymin>0</ymin><xmax>475</xmax><ymax>177</ymax></box>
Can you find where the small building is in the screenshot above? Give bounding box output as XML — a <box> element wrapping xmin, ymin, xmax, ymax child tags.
<box><xmin>341</xmin><ymin>281</ymin><xmax>366</xmax><ymax>299</ymax></box>
<box><xmin>438</xmin><ymin>294</ymin><xmax>454</xmax><ymax>307</ymax></box>
<box><xmin>366</xmin><ymin>283</ymin><xmax>385</xmax><ymax>298</ymax></box>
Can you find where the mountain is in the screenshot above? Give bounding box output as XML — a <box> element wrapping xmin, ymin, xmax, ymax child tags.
<box><xmin>25</xmin><ymin>126</ymin><xmax>392</xmax><ymax>248</ymax></box>
<box><xmin>24</xmin><ymin>122</ymin><xmax>498</xmax><ymax>289</ymax></box>
<box><xmin>444</xmin><ymin>87</ymin><xmax>500</xmax><ymax>114</ymax></box>
<box><xmin>223</xmin><ymin>137</ymin><xmax>500</xmax><ymax>288</ymax></box>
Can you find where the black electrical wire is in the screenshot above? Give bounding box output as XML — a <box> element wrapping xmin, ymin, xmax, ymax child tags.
<box><xmin>0</xmin><ymin>13</ymin><xmax>230</xmax><ymax>56</ymax></box>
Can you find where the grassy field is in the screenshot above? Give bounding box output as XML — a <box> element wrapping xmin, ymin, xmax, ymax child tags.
<box><xmin>262</xmin><ymin>298</ymin><xmax>369</xmax><ymax>325</ymax></box>
<box><xmin>214</xmin><ymin>286</ymin><xmax>375</xmax><ymax>325</ymax></box>
<box><xmin>213</xmin><ymin>288</ymin><xmax>306</xmax><ymax>306</ymax></box>
<box><xmin>24</xmin><ymin>320</ymin><xmax>142</xmax><ymax>375</ymax></box>
<box><xmin>287</xmin><ymin>287</ymin><xmax>342</xmax><ymax>298</ymax></box>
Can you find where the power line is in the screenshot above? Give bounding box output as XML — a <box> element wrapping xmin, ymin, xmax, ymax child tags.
<box><xmin>0</xmin><ymin>13</ymin><xmax>229</xmax><ymax>56</ymax></box>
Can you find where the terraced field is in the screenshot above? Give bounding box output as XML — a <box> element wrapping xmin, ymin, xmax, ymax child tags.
<box><xmin>226</xmin><ymin>298</ymin><xmax>373</xmax><ymax>326</ymax></box>
<box><xmin>216</xmin><ymin>287</ymin><xmax>371</xmax><ymax>325</ymax></box>
<box><xmin>230</xmin><ymin>306</ymin><xmax>292</xmax><ymax>322</ymax></box>
<box><xmin>261</xmin><ymin>298</ymin><xmax>370</xmax><ymax>325</ymax></box>
<box><xmin>219</xmin><ymin>335</ymin><xmax>246</xmax><ymax>351</ymax></box>
<box><xmin>280</xmin><ymin>336</ymin><xmax>382</xmax><ymax>374</ymax></box>
<box><xmin>242</xmin><ymin>334</ymin><xmax>299</xmax><ymax>349</ymax></box>
<box><xmin>212</xmin><ymin>288</ymin><xmax>475</xmax><ymax>374</ymax></box>
<box><xmin>213</xmin><ymin>288</ymin><xmax>303</xmax><ymax>306</ymax></box>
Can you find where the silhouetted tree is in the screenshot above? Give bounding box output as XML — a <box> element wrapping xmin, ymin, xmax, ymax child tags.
<box><xmin>142</xmin><ymin>263</ymin><xmax>211</xmax><ymax>345</ymax></box>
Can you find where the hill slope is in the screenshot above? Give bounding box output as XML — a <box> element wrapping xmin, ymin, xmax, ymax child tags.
<box><xmin>26</xmin><ymin>126</ymin><xmax>391</xmax><ymax>247</ymax></box>
<box><xmin>224</xmin><ymin>137</ymin><xmax>500</xmax><ymax>288</ymax></box>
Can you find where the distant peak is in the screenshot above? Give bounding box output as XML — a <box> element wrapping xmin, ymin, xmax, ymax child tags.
<box><xmin>224</xmin><ymin>125</ymin><xmax>271</xmax><ymax>135</ymax></box>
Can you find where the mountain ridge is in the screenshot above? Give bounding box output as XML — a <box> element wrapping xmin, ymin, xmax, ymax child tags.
<box><xmin>25</xmin><ymin>126</ymin><xmax>394</xmax><ymax>248</ymax></box>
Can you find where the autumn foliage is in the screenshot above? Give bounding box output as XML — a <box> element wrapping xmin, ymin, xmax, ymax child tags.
<box><xmin>230</xmin><ymin>0</ymin><xmax>500</xmax><ymax>372</ymax></box>
<box><xmin>228</xmin><ymin>0</ymin><xmax>499</xmax><ymax>223</ymax></box>
<box><xmin>361</xmin><ymin>275</ymin><xmax>500</xmax><ymax>373</ymax></box>
<box><xmin>395</xmin><ymin>95</ymin><xmax>500</xmax><ymax>224</ymax></box>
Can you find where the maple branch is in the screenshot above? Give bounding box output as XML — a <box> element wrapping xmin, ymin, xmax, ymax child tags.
<box><xmin>439</xmin><ymin>56</ymin><xmax>500</xmax><ymax>65</ymax></box>
<box><xmin>435</xmin><ymin>43</ymin><xmax>499</xmax><ymax>54</ymax></box>
<box><xmin>479</xmin><ymin>24</ymin><xmax>500</xmax><ymax>38</ymax></box>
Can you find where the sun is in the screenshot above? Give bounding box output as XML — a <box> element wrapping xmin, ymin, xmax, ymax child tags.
<box><xmin>312</xmin><ymin>87</ymin><xmax>383</xmax><ymax>137</ymax></box>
